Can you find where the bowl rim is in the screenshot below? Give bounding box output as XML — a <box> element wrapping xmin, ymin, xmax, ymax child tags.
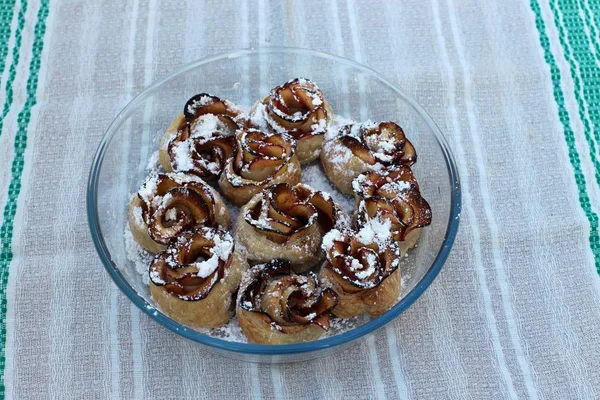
<box><xmin>87</xmin><ymin>46</ymin><xmax>461</xmax><ymax>355</ymax></box>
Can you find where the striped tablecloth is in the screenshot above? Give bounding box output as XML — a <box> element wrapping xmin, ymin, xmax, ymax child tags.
<box><xmin>1</xmin><ymin>0</ymin><xmax>599</xmax><ymax>398</ymax></box>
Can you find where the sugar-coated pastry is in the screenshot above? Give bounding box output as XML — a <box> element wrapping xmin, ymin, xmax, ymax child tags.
<box><xmin>249</xmin><ymin>78</ymin><xmax>333</xmax><ymax>164</ymax></box>
<box><xmin>236</xmin><ymin>183</ymin><xmax>349</xmax><ymax>272</ymax></box>
<box><xmin>124</xmin><ymin>77</ymin><xmax>435</xmax><ymax>344</ymax></box>
<box><xmin>321</xmin><ymin>121</ymin><xmax>416</xmax><ymax>194</ymax></box>
<box><xmin>129</xmin><ymin>172</ymin><xmax>231</xmax><ymax>253</ymax></box>
<box><xmin>352</xmin><ymin>167</ymin><xmax>431</xmax><ymax>255</ymax></box>
<box><xmin>150</xmin><ymin>227</ymin><xmax>248</xmax><ymax>328</ymax></box>
<box><xmin>319</xmin><ymin>224</ymin><xmax>401</xmax><ymax>318</ymax></box>
<box><xmin>218</xmin><ymin>128</ymin><xmax>301</xmax><ymax>206</ymax></box>
<box><xmin>237</xmin><ymin>259</ymin><xmax>338</xmax><ymax>344</ymax></box>
<box><xmin>159</xmin><ymin>94</ymin><xmax>242</xmax><ymax>179</ymax></box>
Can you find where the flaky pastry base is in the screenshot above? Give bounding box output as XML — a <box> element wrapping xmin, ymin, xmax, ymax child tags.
<box><xmin>320</xmin><ymin>140</ymin><xmax>371</xmax><ymax>195</ymax></box>
<box><xmin>237</xmin><ymin>309</ymin><xmax>328</xmax><ymax>344</ymax></box>
<box><xmin>158</xmin><ymin>113</ymin><xmax>185</xmax><ymax>172</ymax></box>
<box><xmin>320</xmin><ymin>265</ymin><xmax>401</xmax><ymax>318</ymax></box>
<box><xmin>150</xmin><ymin>250</ymin><xmax>248</xmax><ymax>328</ymax></box>
<box><xmin>235</xmin><ymin>194</ymin><xmax>323</xmax><ymax>272</ymax></box>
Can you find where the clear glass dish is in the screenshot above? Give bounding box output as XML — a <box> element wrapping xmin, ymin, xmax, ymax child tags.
<box><xmin>87</xmin><ymin>47</ymin><xmax>461</xmax><ymax>363</ymax></box>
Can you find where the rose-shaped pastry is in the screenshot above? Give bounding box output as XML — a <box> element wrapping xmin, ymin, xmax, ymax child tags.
<box><xmin>218</xmin><ymin>128</ymin><xmax>301</xmax><ymax>206</ymax></box>
<box><xmin>321</xmin><ymin>121</ymin><xmax>416</xmax><ymax>194</ymax></box>
<box><xmin>129</xmin><ymin>172</ymin><xmax>231</xmax><ymax>253</ymax></box>
<box><xmin>159</xmin><ymin>94</ymin><xmax>242</xmax><ymax>179</ymax></box>
<box><xmin>352</xmin><ymin>167</ymin><xmax>432</xmax><ymax>254</ymax></box>
<box><xmin>237</xmin><ymin>259</ymin><xmax>338</xmax><ymax>344</ymax></box>
<box><xmin>236</xmin><ymin>183</ymin><xmax>349</xmax><ymax>272</ymax></box>
<box><xmin>249</xmin><ymin>78</ymin><xmax>333</xmax><ymax>164</ymax></box>
<box><xmin>319</xmin><ymin>223</ymin><xmax>401</xmax><ymax>318</ymax></box>
<box><xmin>150</xmin><ymin>227</ymin><xmax>248</xmax><ymax>328</ymax></box>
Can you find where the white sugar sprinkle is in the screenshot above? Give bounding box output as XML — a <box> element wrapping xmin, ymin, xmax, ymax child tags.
<box><xmin>165</xmin><ymin>208</ymin><xmax>177</xmax><ymax>221</ymax></box>
<box><xmin>322</xmin><ymin>229</ymin><xmax>345</xmax><ymax>252</ymax></box>
<box><xmin>186</xmin><ymin>95</ymin><xmax>214</xmax><ymax>114</ymax></box>
<box><xmin>355</xmin><ymin>217</ymin><xmax>393</xmax><ymax>247</ymax></box>
<box><xmin>212</xmin><ymin>233</ymin><xmax>234</xmax><ymax>261</ymax></box>
<box><xmin>249</xmin><ymin>102</ymin><xmax>269</xmax><ymax>130</ymax></box>
<box><xmin>192</xmin><ymin>256</ymin><xmax>220</xmax><ymax>278</ymax></box>
<box><xmin>146</xmin><ymin>150</ymin><xmax>159</xmax><ymax>171</ymax></box>
<box><xmin>189</xmin><ymin>114</ymin><xmax>221</xmax><ymax>138</ymax></box>
<box><xmin>133</xmin><ymin>206</ymin><xmax>144</xmax><ymax>226</ymax></box>
<box><xmin>171</xmin><ymin>141</ymin><xmax>195</xmax><ymax>171</ymax></box>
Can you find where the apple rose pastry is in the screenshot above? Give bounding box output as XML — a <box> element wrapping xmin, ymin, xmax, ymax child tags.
<box><xmin>321</xmin><ymin>121</ymin><xmax>417</xmax><ymax>194</ymax></box>
<box><xmin>159</xmin><ymin>94</ymin><xmax>242</xmax><ymax>179</ymax></box>
<box><xmin>237</xmin><ymin>259</ymin><xmax>338</xmax><ymax>344</ymax></box>
<box><xmin>249</xmin><ymin>78</ymin><xmax>333</xmax><ymax>164</ymax></box>
<box><xmin>236</xmin><ymin>183</ymin><xmax>349</xmax><ymax>272</ymax></box>
<box><xmin>129</xmin><ymin>172</ymin><xmax>231</xmax><ymax>253</ymax></box>
<box><xmin>150</xmin><ymin>227</ymin><xmax>248</xmax><ymax>328</ymax></box>
<box><xmin>352</xmin><ymin>167</ymin><xmax>432</xmax><ymax>255</ymax></box>
<box><xmin>319</xmin><ymin>223</ymin><xmax>401</xmax><ymax>318</ymax></box>
<box><xmin>218</xmin><ymin>128</ymin><xmax>301</xmax><ymax>206</ymax></box>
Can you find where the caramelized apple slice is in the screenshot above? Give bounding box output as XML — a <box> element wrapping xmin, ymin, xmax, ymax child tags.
<box><xmin>238</xmin><ymin>260</ymin><xmax>338</xmax><ymax>329</ymax></box>
<box><xmin>167</xmin><ymin>94</ymin><xmax>241</xmax><ymax>179</ymax></box>
<box><xmin>338</xmin><ymin>121</ymin><xmax>417</xmax><ymax>167</ymax></box>
<box><xmin>139</xmin><ymin>175</ymin><xmax>220</xmax><ymax>245</ymax></box>
<box><xmin>150</xmin><ymin>228</ymin><xmax>234</xmax><ymax>300</ymax></box>
<box><xmin>322</xmin><ymin>228</ymin><xmax>400</xmax><ymax>290</ymax></box>
<box><xmin>184</xmin><ymin>93</ymin><xmax>242</xmax><ymax>122</ymax></box>
<box><xmin>148</xmin><ymin>187</ymin><xmax>211</xmax><ymax>243</ymax></box>
<box><xmin>353</xmin><ymin>167</ymin><xmax>431</xmax><ymax>242</ymax></box>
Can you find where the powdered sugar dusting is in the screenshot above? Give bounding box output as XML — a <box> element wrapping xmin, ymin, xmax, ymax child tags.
<box><xmin>321</xmin><ymin>229</ymin><xmax>345</xmax><ymax>252</ymax></box>
<box><xmin>146</xmin><ymin>150</ymin><xmax>160</xmax><ymax>171</ymax></box>
<box><xmin>186</xmin><ymin>95</ymin><xmax>215</xmax><ymax>115</ymax></box>
<box><xmin>133</xmin><ymin>205</ymin><xmax>144</xmax><ymax>226</ymax></box>
<box><xmin>249</xmin><ymin>102</ymin><xmax>269</xmax><ymax>130</ymax></box>
<box><xmin>192</xmin><ymin>256</ymin><xmax>220</xmax><ymax>278</ymax></box>
<box><xmin>353</xmin><ymin>260</ymin><xmax>375</xmax><ymax>280</ymax></box>
<box><xmin>325</xmin><ymin>115</ymin><xmax>355</xmax><ymax>141</ymax></box>
<box><xmin>381</xmin><ymin>179</ymin><xmax>411</xmax><ymax>193</ymax></box>
<box><xmin>137</xmin><ymin>174</ymin><xmax>159</xmax><ymax>203</ymax></box>
<box><xmin>213</xmin><ymin>232</ymin><xmax>234</xmax><ymax>261</ymax></box>
<box><xmin>124</xmin><ymin>224</ymin><xmax>152</xmax><ymax>285</ymax></box>
<box><xmin>189</xmin><ymin>114</ymin><xmax>220</xmax><ymax>138</ymax></box>
<box><xmin>356</xmin><ymin>218</ymin><xmax>393</xmax><ymax>248</ymax></box>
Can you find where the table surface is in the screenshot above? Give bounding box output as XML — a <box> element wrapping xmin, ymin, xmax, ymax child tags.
<box><xmin>1</xmin><ymin>0</ymin><xmax>600</xmax><ymax>398</ymax></box>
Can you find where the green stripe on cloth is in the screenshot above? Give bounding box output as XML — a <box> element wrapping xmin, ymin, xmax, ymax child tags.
<box><xmin>530</xmin><ymin>0</ymin><xmax>600</xmax><ymax>274</ymax></box>
<box><xmin>0</xmin><ymin>0</ymin><xmax>28</xmax><ymax>139</ymax></box>
<box><xmin>577</xmin><ymin>0</ymin><xmax>600</xmax><ymax>63</ymax></box>
<box><xmin>0</xmin><ymin>0</ymin><xmax>49</xmax><ymax>395</ymax></box>
<box><xmin>0</xmin><ymin>0</ymin><xmax>18</xmax><ymax>88</ymax></box>
<box><xmin>548</xmin><ymin>0</ymin><xmax>600</xmax><ymax>187</ymax></box>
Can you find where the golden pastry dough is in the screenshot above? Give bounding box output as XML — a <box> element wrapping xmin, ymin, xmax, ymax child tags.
<box><xmin>352</xmin><ymin>166</ymin><xmax>431</xmax><ymax>255</ymax></box>
<box><xmin>218</xmin><ymin>128</ymin><xmax>301</xmax><ymax>206</ymax></box>
<box><xmin>249</xmin><ymin>78</ymin><xmax>333</xmax><ymax>164</ymax></box>
<box><xmin>158</xmin><ymin>94</ymin><xmax>242</xmax><ymax>179</ymax></box>
<box><xmin>321</xmin><ymin>121</ymin><xmax>416</xmax><ymax>194</ymax></box>
<box><xmin>319</xmin><ymin>226</ymin><xmax>401</xmax><ymax>318</ymax></box>
<box><xmin>128</xmin><ymin>172</ymin><xmax>231</xmax><ymax>253</ymax></box>
<box><xmin>149</xmin><ymin>228</ymin><xmax>248</xmax><ymax>328</ymax></box>
<box><xmin>235</xmin><ymin>183</ymin><xmax>349</xmax><ymax>272</ymax></box>
<box><xmin>237</xmin><ymin>260</ymin><xmax>338</xmax><ymax>344</ymax></box>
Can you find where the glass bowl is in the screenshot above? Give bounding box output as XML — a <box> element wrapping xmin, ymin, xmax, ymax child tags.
<box><xmin>87</xmin><ymin>47</ymin><xmax>461</xmax><ymax>363</ymax></box>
